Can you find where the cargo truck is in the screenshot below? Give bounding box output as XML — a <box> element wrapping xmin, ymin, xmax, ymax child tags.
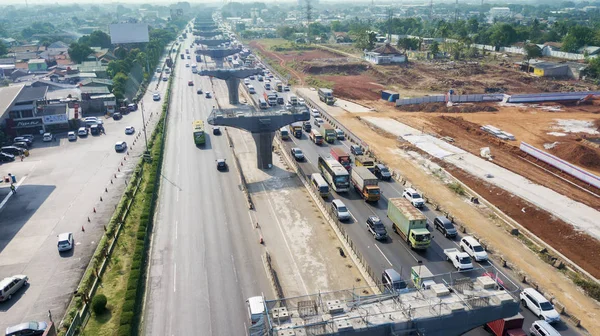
<box><xmin>410</xmin><ymin>265</ymin><xmax>435</xmax><ymax>289</ymax></box>
<box><xmin>196</xmin><ymin>55</ymin><xmax>201</xmax><ymax>62</ymax></box>
<box><xmin>289</xmin><ymin>95</ymin><xmax>298</xmax><ymax>106</ymax></box>
<box><xmin>485</xmin><ymin>314</ymin><xmax>526</xmax><ymax>336</ymax></box>
<box><xmin>351</xmin><ymin>166</ymin><xmax>381</xmax><ymax>202</ymax></box>
<box><xmin>318</xmin><ymin>88</ymin><xmax>335</xmax><ymax>105</ymax></box>
<box><xmin>291</xmin><ymin>122</ymin><xmax>303</xmax><ymax>138</ymax></box>
<box><xmin>387</xmin><ymin>198</ymin><xmax>431</xmax><ymax>250</ymax></box>
<box><xmin>319</xmin><ymin>122</ymin><xmax>336</xmax><ymax>143</ymax></box>
<box><xmin>330</xmin><ymin>147</ymin><xmax>351</xmax><ymax>171</ymax></box>
<box><xmin>355</xmin><ymin>155</ymin><xmax>375</xmax><ymax>172</ymax></box>
<box><xmin>275</xmin><ymin>81</ymin><xmax>283</xmax><ymax>92</ymax></box>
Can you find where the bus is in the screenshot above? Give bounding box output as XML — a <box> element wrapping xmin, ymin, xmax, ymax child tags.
<box><xmin>311</xmin><ymin>173</ymin><xmax>329</xmax><ymax>197</ymax></box>
<box><xmin>279</xmin><ymin>126</ymin><xmax>290</xmax><ymax>140</ymax></box>
<box><xmin>318</xmin><ymin>156</ymin><xmax>350</xmax><ymax>192</ymax></box>
<box><xmin>310</xmin><ymin>130</ymin><xmax>323</xmax><ymax>145</ymax></box>
<box><xmin>192</xmin><ymin>120</ymin><xmax>206</xmax><ymax>145</ymax></box>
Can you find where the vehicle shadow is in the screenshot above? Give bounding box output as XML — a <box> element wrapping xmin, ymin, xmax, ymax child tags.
<box><xmin>59</xmin><ymin>245</ymin><xmax>75</xmax><ymax>258</ymax></box>
<box><xmin>196</xmin><ymin>134</ymin><xmax>213</xmax><ymax>150</ymax></box>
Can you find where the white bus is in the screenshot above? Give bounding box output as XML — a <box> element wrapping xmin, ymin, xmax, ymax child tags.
<box><xmin>318</xmin><ymin>156</ymin><xmax>350</xmax><ymax>192</ymax></box>
<box><xmin>311</xmin><ymin>173</ymin><xmax>330</xmax><ymax>197</ymax></box>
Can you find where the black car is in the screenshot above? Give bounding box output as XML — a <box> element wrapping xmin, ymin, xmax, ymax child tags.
<box><xmin>373</xmin><ymin>164</ymin><xmax>392</xmax><ymax>181</ymax></box>
<box><xmin>197</xmin><ymin>89</ymin><xmax>203</xmax><ymax>95</ymax></box>
<box><xmin>0</xmin><ymin>152</ymin><xmax>15</xmax><ymax>162</ymax></box>
<box><xmin>434</xmin><ymin>216</ymin><xmax>458</xmax><ymax>238</ymax></box>
<box><xmin>216</xmin><ymin>159</ymin><xmax>227</xmax><ymax>171</ymax></box>
<box><xmin>1</xmin><ymin>146</ymin><xmax>24</xmax><ymax>156</ymax></box>
<box><xmin>113</xmin><ymin>112</ymin><xmax>123</xmax><ymax>120</ymax></box>
<box><xmin>366</xmin><ymin>216</ymin><xmax>388</xmax><ymax>240</ymax></box>
<box><xmin>212</xmin><ymin>127</ymin><xmax>221</xmax><ymax>135</ymax></box>
<box><xmin>350</xmin><ymin>145</ymin><xmax>363</xmax><ymax>155</ymax></box>
<box><xmin>303</xmin><ymin>121</ymin><xmax>312</xmax><ymax>132</ymax></box>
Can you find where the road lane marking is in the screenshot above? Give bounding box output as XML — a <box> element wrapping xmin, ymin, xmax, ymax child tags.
<box><xmin>175</xmin><ymin>221</ymin><xmax>178</xmax><ymax>240</ymax></box>
<box><xmin>173</xmin><ymin>263</ymin><xmax>177</xmax><ymax>292</ymax></box>
<box><xmin>0</xmin><ymin>176</ymin><xmax>28</xmax><ymax>210</ymax></box>
<box><xmin>375</xmin><ymin>244</ymin><xmax>393</xmax><ymax>267</ymax></box>
<box><xmin>176</xmin><ymin>189</ymin><xmax>179</xmax><ymax>202</ymax></box>
<box><xmin>231</xmin><ymin>254</ymin><xmax>239</xmax><ymax>283</ymax></box>
<box><xmin>177</xmin><ymin>163</ymin><xmax>180</xmax><ymax>177</ymax></box>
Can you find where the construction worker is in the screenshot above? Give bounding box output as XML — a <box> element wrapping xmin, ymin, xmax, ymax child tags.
<box><xmin>10</xmin><ymin>184</ymin><xmax>16</xmax><ymax>194</ymax></box>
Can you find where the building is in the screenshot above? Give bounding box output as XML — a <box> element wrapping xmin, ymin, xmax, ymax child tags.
<box><xmin>5</xmin><ymin>86</ymin><xmax>48</xmax><ymax>135</ymax></box>
<box><xmin>28</xmin><ymin>59</ymin><xmax>48</xmax><ymax>72</ymax></box>
<box><xmin>364</xmin><ymin>43</ymin><xmax>407</xmax><ymax>65</ymax></box>
<box><xmin>47</xmin><ymin>41</ymin><xmax>69</xmax><ymax>54</ymax></box>
<box><xmin>530</xmin><ymin>61</ymin><xmax>586</xmax><ymax>79</ymax></box>
<box><xmin>489</xmin><ymin>7</ymin><xmax>511</xmax><ymax>22</ymax></box>
<box><xmin>0</xmin><ymin>86</ymin><xmax>25</xmax><ymax>128</ymax></box>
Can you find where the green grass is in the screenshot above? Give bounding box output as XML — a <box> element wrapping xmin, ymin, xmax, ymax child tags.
<box><xmin>252</xmin><ymin>38</ymin><xmax>288</xmax><ymax>50</ymax></box>
<box><xmin>305</xmin><ymin>76</ymin><xmax>333</xmax><ymax>89</ymax></box>
<box><xmin>447</xmin><ymin>182</ymin><xmax>466</xmax><ymax>196</ymax></box>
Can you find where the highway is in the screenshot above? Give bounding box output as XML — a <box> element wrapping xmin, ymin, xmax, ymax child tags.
<box><xmin>143</xmin><ymin>32</ymin><xmax>272</xmax><ymax>336</ymax></box>
<box><xmin>241</xmin><ymin>60</ymin><xmax>581</xmax><ymax>336</ymax></box>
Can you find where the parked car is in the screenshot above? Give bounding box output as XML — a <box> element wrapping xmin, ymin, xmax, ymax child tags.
<box><xmin>115</xmin><ymin>141</ymin><xmax>128</xmax><ymax>152</ymax></box>
<box><xmin>520</xmin><ymin>288</ymin><xmax>561</xmax><ymax>324</ymax></box>
<box><xmin>153</xmin><ymin>93</ymin><xmax>161</xmax><ymax>101</ymax></box>
<box><xmin>434</xmin><ymin>216</ymin><xmax>457</xmax><ymax>238</ymax></box>
<box><xmin>67</xmin><ymin>131</ymin><xmax>77</xmax><ymax>141</ymax></box>
<box><xmin>13</xmin><ymin>137</ymin><xmax>32</xmax><ymax>146</ymax></box>
<box><xmin>125</xmin><ymin>126</ymin><xmax>136</xmax><ymax>135</ymax></box>
<box><xmin>350</xmin><ymin>144</ymin><xmax>363</xmax><ymax>155</ymax></box>
<box><xmin>216</xmin><ymin>159</ymin><xmax>228</xmax><ymax>171</ymax></box>
<box><xmin>291</xmin><ymin>147</ymin><xmax>304</xmax><ymax>161</ymax></box>
<box><xmin>77</xmin><ymin>127</ymin><xmax>88</xmax><ymax>137</ymax></box>
<box><xmin>402</xmin><ymin>188</ymin><xmax>425</xmax><ymax>208</ymax></box>
<box><xmin>188</xmin><ymin>80</ymin><xmax>194</xmax><ymax>86</ymax></box>
<box><xmin>460</xmin><ymin>236</ymin><xmax>488</xmax><ymax>262</ymax></box>
<box><xmin>331</xmin><ymin>199</ymin><xmax>351</xmax><ymax>221</ymax></box>
<box><xmin>205</xmin><ymin>92</ymin><xmax>212</xmax><ymax>98</ymax></box>
<box><xmin>0</xmin><ymin>152</ymin><xmax>15</xmax><ymax>162</ymax></box>
<box><xmin>12</xmin><ymin>142</ymin><xmax>29</xmax><ymax>150</ymax></box>
<box><xmin>127</xmin><ymin>103</ymin><xmax>138</xmax><ymax>111</ymax></box>
<box><xmin>57</xmin><ymin>232</ymin><xmax>74</xmax><ymax>252</ymax></box>
<box><xmin>212</xmin><ymin>126</ymin><xmax>221</xmax><ymax>135</ymax></box>
<box><xmin>113</xmin><ymin>112</ymin><xmax>123</xmax><ymax>120</ymax></box>
<box><xmin>1</xmin><ymin>146</ymin><xmax>25</xmax><ymax>156</ymax></box>
<box><xmin>366</xmin><ymin>216</ymin><xmax>388</xmax><ymax>240</ymax></box>
<box><xmin>0</xmin><ymin>275</ymin><xmax>28</xmax><ymax>301</ymax></box>
<box><xmin>197</xmin><ymin>89</ymin><xmax>203</xmax><ymax>95</ymax></box>
<box><xmin>19</xmin><ymin>134</ymin><xmax>35</xmax><ymax>144</ymax></box>
<box><xmin>5</xmin><ymin>321</ymin><xmax>48</xmax><ymax>336</ymax></box>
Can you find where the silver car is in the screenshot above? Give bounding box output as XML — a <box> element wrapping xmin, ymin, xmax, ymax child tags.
<box><xmin>0</xmin><ymin>275</ymin><xmax>28</xmax><ymax>301</ymax></box>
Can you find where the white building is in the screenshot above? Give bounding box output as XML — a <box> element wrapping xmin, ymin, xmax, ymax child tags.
<box><xmin>364</xmin><ymin>44</ymin><xmax>406</xmax><ymax>65</ymax></box>
<box><xmin>489</xmin><ymin>7</ymin><xmax>511</xmax><ymax>22</ymax></box>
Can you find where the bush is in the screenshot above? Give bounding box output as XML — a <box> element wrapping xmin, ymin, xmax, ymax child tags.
<box><xmin>120</xmin><ymin>311</ymin><xmax>134</xmax><ymax>325</ymax></box>
<box><xmin>92</xmin><ymin>294</ymin><xmax>107</xmax><ymax>315</ymax></box>
<box><xmin>125</xmin><ymin>289</ymin><xmax>137</xmax><ymax>300</ymax></box>
<box><xmin>118</xmin><ymin>324</ymin><xmax>131</xmax><ymax>336</ymax></box>
<box><xmin>122</xmin><ymin>300</ymin><xmax>135</xmax><ymax>313</ymax></box>
<box><xmin>448</xmin><ymin>182</ymin><xmax>466</xmax><ymax>196</ymax></box>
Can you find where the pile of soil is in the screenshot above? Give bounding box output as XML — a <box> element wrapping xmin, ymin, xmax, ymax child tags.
<box><xmin>320</xmin><ymin>74</ymin><xmax>384</xmax><ymax>100</ymax></box>
<box><xmin>303</xmin><ymin>63</ymin><xmax>368</xmax><ymax>75</ymax></box>
<box><xmin>399</xmin><ymin>103</ymin><xmax>498</xmax><ymax>113</ymax></box>
<box><xmin>551</xmin><ymin>142</ymin><xmax>600</xmax><ymax>169</ymax></box>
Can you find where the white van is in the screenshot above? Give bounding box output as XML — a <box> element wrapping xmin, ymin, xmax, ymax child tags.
<box><xmin>311</xmin><ymin>173</ymin><xmax>329</xmax><ymax>197</ymax></box>
<box><xmin>246</xmin><ymin>296</ymin><xmax>264</xmax><ymax>324</ymax></box>
<box><xmin>460</xmin><ymin>236</ymin><xmax>488</xmax><ymax>261</ymax></box>
<box><xmin>520</xmin><ymin>288</ymin><xmax>560</xmax><ymax>323</ymax></box>
<box><xmin>530</xmin><ymin>321</ymin><xmax>561</xmax><ymax>336</ymax></box>
<box><xmin>258</xmin><ymin>98</ymin><xmax>268</xmax><ymax>109</ymax></box>
<box><xmin>248</xmin><ymin>85</ymin><xmax>255</xmax><ymax>94</ymax></box>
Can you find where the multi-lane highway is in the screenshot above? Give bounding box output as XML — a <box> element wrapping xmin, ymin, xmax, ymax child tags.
<box><xmin>143</xmin><ymin>33</ymin><xmax>272</xmax><ymax>336</ymax></box>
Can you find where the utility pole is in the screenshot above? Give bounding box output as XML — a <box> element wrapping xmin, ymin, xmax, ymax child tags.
<box><xmin>139</xmin><ymin>100</ymin><xmax>149</xmax><ymax>154</ymax></box>
<box><xmin>387</xmin><ymin>8</ymin><xmax>393</xmax><ymax>43</ymax></box>
<box><xmin>454</xmin><ymin>0</ymin><xmax>458</xmax><ymax>22</ymax></box>
<box><xmin>304</xmin><ymin>0</ymin><xmax>313</xmax><ymax>42</ymax></box>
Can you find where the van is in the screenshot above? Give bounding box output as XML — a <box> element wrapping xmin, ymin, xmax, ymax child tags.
<box><xmin>311</xmin><ymin>173</ymin><xmax>329</xmax><ymax>197</ymax></box>
<box><xmin>530</xmin><ymin>321</ymin><xmax>561</xmax><ymax>336</ymax></box>
<box><xmin>382</xmin><ymin>269</ymin><xmax>407</xmax><ymax>293</ymax></box>
<box><xmin>331</xmin><ymin>199</ymin><xmax>351</xmax><ymax>221</ymax></box>
<box><xmin>246</xmin><ymin>296</ymin><xmax>265</xmax><ymax>324</ymax></box>
<box><xmin>258</xmin><ymin>98</ymin><xmax>268</xmax><ymax>109</ymax></box>
<box><xmin>520</xmin><ymin>288</ymin><xmax>560</xmax><ymax>324</ymax></box>
<box><xmin>460</xmin><ymin>236</ymin><xmax>488</xmax><ymax>261</ymax></box>
<box><xmin>0</xmin><ymin>275</ymin><xmax>28</xmax><ymax>301</ymax></box>
<box><xmin>265</xmin><ymin>83</ymin><xmax>271</xmax><ymax>90</ymax></box>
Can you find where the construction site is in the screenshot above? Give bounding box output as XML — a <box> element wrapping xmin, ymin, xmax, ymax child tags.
<box><xmin>249</xmin><ymin>39</ymin><xmax>600</xmax><ymax>331</ymax></box>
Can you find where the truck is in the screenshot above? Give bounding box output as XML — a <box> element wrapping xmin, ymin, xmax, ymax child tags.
<box><xmin>289</xmin><ymin>95</ymin><xmax>298</xmax><ymax>106</ymax></box>
<box><xmin>165</xmin><ymin>57</ymin><xmax>173</xmax><ymax>68</ymax></box>
<box><xmin>355</xmin><ymin>155</ymin><xmax>375</xmax><ymax>172</ymax></box>
<box><xmin>279</xmin><ymin>127</ymin><xmax>290</xmax><ymax>140</ymax></box>
<box><xmin>485</xmin><ymin>314</ymin><xmax>526</xmax><ymax>336</ymax></box>
<box><xmin>443</xmin><ymin>248</ymin><xmax>473</xmax><ymax>271</ymax></box>
<box><xmin>387</xmin><ymin>198</ymin><xmax>431</xmax><ymax>250</ymax></box>
<box><xmin>267</xmin><ymin>93</ymin><xmax>277</xmax><ymax>106</ymax></box>
<box><xmin>351</xmin><ymin>166</ymin><xmax>381</xmax><ymax>202</ymax></box>
<box><xmin>196</xmin><ymin>55</ymin><xmax>202</xmax><ymax>62</ymax></box>
<box><xmin>275</xmin><ymin>81</ymin><xmax>283</xmax><ymax>92</ymax></box>
<box><xmin>180</xmin><ymin>53</ymin><xmax>185</xmax><ymax>59</ymax></box>
<box><xmin>319</xmin><ymin>122</ymin><xmax>336</xmax><ymax>143</ymax></box>
<box><xmin>410</xmin><ymin>265</ymin><xmax>435</xmax><ymax>289</ymax></box>
<box><xmin>330</xmin><ymin>147</ymin><xmax>351</xmax><ymax>171</ymax></box>
<box><xmin>290</xmin><ymin>122</ymin><xmax>303</xmax><ymax>138</ymax></box>
<box><xmin>318</xmin><ymin>88</ymin><xmax>335</xmax><ymax>105</ymax></box>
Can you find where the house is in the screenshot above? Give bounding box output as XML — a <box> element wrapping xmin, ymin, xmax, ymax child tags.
<box><xmin>76</xmin><ymin>61</ymin><xmax>108</xmax><ymax>78</ymax></box>
<box><xmin>28</xmin><ymin>59</ymin><xmax>48</xmax><ymax>72</ymax></box>
<box><xmin>47</xmin><ymin>41</ymin><xmax>69</xmax><ymax>54</ymax></box>
<box><xmin>364</xmin><ymin>43</ymin><xmax>407</xmax><ymax>65</ymax></box>
<box><xmin>578</xmin><ymin>46</ymin><xmax>600</xmax><ymax>56</ymax></box>
<box><xmin>530</xmin><ymin>61</ymin><xmax>586</xmax><ymax>79</ymax></box>
<box><xmin>0</xmin><ymin>38</ymin><xmax>17</xmax><ymax>47</ymax></box>
<box><xmin>79</xmin><ymin>78</ymin><xmax>113</xmax><ymax>90</ymax></box>
<box><xmin>14</xmin><ymin>52</ymin><xmax>40</xmax><ymax>62</ymax></box>
<box><xmin>9</xmin><ymin>44</ymin><xmax>39</xmax><ymax>54</ymax></box>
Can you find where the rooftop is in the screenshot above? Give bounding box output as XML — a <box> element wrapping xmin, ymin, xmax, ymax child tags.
<box><xmin>39</xmin><ymin>103</ymin><xmax>68</xmax><ymax>116</ymax></box>
<box><xmin>16</xmin><ymin>86</ymin><xmax>48</xmax><ymax>103</ymax></box>
<box><xmin>370</xmin><ymin>43</ymin><xmax>404</xmax><ymax>55</ymax></box>
<box><xmin>0</xmin><ymin>85</ymin><xmax>25</xmax><ymax>116</ymax></box>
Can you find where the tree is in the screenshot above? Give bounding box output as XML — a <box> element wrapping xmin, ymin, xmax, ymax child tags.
<box><xmin>430</xmin><ymin>41</ymin><xmax>440</xmax><ymax>58</ymax></box>
<box><xmin>467</xmin><ymin>17</ymin><xmax>479</xmax><ymax>34</ymax></box>
<box><xmin>0</xmin><ymin>43</ymin><xmax>7</xmax><ymax>58</ymax></box>
<box><xmin>398</xmin><ymin>37</ymin><xmax>420</xmax><ymax>51</ymax></box>
<box><xmin>561</xmin><ymin>25</ymin><xmax>595</xmax><ymax>52</ymax></box>
<box><xmin>111</xmin><ymin>72</ymin><xmax>128</xmax><ymax>100</ymax></box>
<box><xmin>489</xmin><ymin>23</ymin><xmax>517</xmax><ymax>47</ymax></box>
<box><xmin>68</xmin><ymin>42</ymin><xmax>94</xmax><ymax>64</ymax></box>
<box><xmin>79</xmin><ymin>30</ymin><xmax>112</xmax><ymax>48</ymax></box>
<box><xmin>524</xmin><ymin>43</ymin><xmax>542</xmax><ymax>59</ymax></box>
<box><xmin>276</xmin><ymin>26</ymin><xmax>296</xmax><ymax>40</ymax></box>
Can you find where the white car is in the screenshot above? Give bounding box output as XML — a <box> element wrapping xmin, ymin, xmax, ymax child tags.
<box><xmin>115</xmin><ymin>141</ymin><xmax>127</xmax><ymax>152</ymax></box>
<box><xmin>77</xmin><ymin>127</ymin><xmax>88</xmax><ymax>136</ymax></box>
<box><xmin>402</xmin><ymin>188</ymin><xmax>424</xmax><ymax>208</ymax></box>
<box><xmin>67</xmin><ymin>131</ymin><xmax>77</xmax><ymax>141</ymax></box>
<box><xmin>460</xmin><ymin>236</ymin><xmax>488</xmax><ymax>262</ymax></box>
<box><xmin>84</xmin><ymin>117</ymin><xmax>98</xmax><ymax>122</ymax></box>
<box><xmin>332</xmin><ymin>199</ymin><xmax>351</xmax><ymax>221</ymax></box>
<box><xmin>298</xmin><ymin>98</ymin><xmax>305</xmax><ymax>105</ymax></box>
<box><xmin>185</xmin><ymin>63</ymin><xmax>190</xmax><ymax>67</ymax></box>
<box><xmin>125</xmin><ymin>126</ymin><xmax>136</xmax><ymax>135</ymax></box>
<box><xmin>311</xmin><ymin>109</ymin><xmax>320</xmax><ymax>118</ymax></box>
<box><xmin>244</xmin><ymin>78</ymin><xmax>251</xmax><ymax>86</ymax></box>
<box><xmin>57</xmin><ymin>232</ymin><xmax>74</xmax><ymax>252</ymax></box>
<box><xmin>520</xmin><ymin>288</ymin><xmax>561</xmax><ymax>324</ymax></box>
<box><xmin>42</xmin><ymin>133</ymin><xmax>53</xmax><ymax>142</ymax></box>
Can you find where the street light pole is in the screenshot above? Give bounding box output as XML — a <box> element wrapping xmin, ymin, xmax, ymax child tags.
<box><xmin>140</xmin><ymin>100</ymin><xmax>149</xmax><ymax>154</ymax></box>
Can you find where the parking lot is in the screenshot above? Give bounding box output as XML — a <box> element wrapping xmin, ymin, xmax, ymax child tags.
<box><xmin>0</xmin><ymin>69</ymin><xmax>169</xmax><ymax>330</ymax></box>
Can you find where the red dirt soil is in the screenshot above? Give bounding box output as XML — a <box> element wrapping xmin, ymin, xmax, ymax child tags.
<box><xmin>320</xmin><ymin>75</ymin><xmax>384</xmax><ymax>101</ymax></box>
<box><xmin>277</xmin><ymin>49</ymin><xmax>344</xmax><ymax>62</ymax></box>
<box><xmin>551</xmin><ymin>142</ymin><xmax>600</xmax><ymax>170</ymax></box>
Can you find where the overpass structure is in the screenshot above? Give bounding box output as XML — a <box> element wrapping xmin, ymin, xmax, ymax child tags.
<box><xmin>194</xmin><ymin>30</ymin><xmax>222</xmax><ymax>37</ymax></box>
<box><xmin>196</xmin><ymin>48</ymin><xmax>240</xmax><ymax>68</ymax></box>
<box><xmin>195</xmin><ymin>38</ymin><xmax>230</xmax><ymax>47</ymax></box>
<box><xmin>200</xmin><ymin>68</ymin><xmax>261</xmax><ymax>104</ymax></box>
<box><xmin>207</xmin><ymin>107</ymin><xmax>310</xmax><ymax>169</ymax></box>
<box><xmin>249</xmin><ymin>269</ymin><xmax>520</xmax><ymax>336</ymax></box>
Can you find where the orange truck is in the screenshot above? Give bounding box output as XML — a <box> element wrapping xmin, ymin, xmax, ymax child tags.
<box><xmin>330</xmin><ymin>147</ymin><xmax>351</xmax><ymax>171</ymax></box>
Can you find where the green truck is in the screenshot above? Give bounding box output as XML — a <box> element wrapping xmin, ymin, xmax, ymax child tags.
<box><xmin>387</xmin><ymin>198</ymin><xmax>431</xmax><ymax>250</ymax></box>
<box><xmin>319</xmin><ymin>122</ymin><xmax>336</xmax><ymax>143</ymax></box>
<box><xmin>318</xmin><ymin>88</ymin><xmax>335</xmax><ymax>105</ymax></box>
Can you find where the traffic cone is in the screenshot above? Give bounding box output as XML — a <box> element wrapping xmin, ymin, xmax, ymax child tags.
<box><xmin>93</xmin><ymin>207</ymin><xmax>96</xmax><ymax>213</ymax></box>
<box><xmin>118</xmin><ymin>167</ymin><xmax>121</xmax><ymax>172</ymax></box>
<box><xmin>259</xmin><ymin>236</ymin><xmax>264</xmax><ymax>244</ymax></box>
<box><xmin>82</xmin><ymin>225</ymin><xmax>85</xmax><ymax>232</ymax></box>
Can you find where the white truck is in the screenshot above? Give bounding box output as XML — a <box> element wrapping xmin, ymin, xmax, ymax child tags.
<box><xmin>289</xmin><ymin>95</ymin><xmax>298</xmax><ymax>106</ymax></box>
<box><xmin>444</xmin><ymin>248</ymin><xmax>473</xmax><ymax>271</ymax></box>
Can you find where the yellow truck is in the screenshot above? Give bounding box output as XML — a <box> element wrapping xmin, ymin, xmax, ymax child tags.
<box><xmin>354</xmin><ymin>155</ymin><xmax>375</xmax><ymax>172</ymax></box>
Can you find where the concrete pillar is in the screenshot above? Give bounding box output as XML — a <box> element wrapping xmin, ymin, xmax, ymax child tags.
<box><xmin>252</xmin><ymin>132</ymin><xmax>275</xmax><ymax>169</ymax></box>
<box><xmin>226</xmin><ymin>77</ymin><xmax>241</xmax><ymax>105</ymax></box>
<box><xmin>213</xmin><ymin>58</ymin><xmax>224</xmax><ymax>69</ymax></box>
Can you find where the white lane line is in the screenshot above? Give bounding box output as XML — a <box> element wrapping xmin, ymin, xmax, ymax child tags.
<box><xmin>375</xmin><ymin>244</ymin><xmax>393</xmax><ymax>267</ymax></box>
<box><xmin>177</xmin><ymin>163</ymin><xmax>180</xmax><ymax>177</ymax></box>
<box><xmin>231</xmin><ymin>254</ymin><xmax>239</xmax><ymax>283</ymax></box>
<box><xmin>0</xmin><ymin>176</ymin><xmax>28</xmax><ymax>210</ymax></box>
<box><xmin>173</xmin><ymin>263</ymin><xmax>177</xmax><ymax>292</ymax></box>
<box><xmin>248</xmin><ymin>211</ymin><xmax>256</xmax><ymax>229</ymax></box>
<box><xmin>176</xmin><ymin>189</ymin><xmax>179</xmax><ymax>202</ymax></box>
<box><xmin>259</xmin><ymin>182</ymin><xmax>310</xmax><ymax>295</ymax></box>
<box><xmin>385</xmin><ymin>182</ymin><xmax>404</xmax><ymax>197</ymax></box>
<box><xmin>175</xmin><ymin>221</ymin><xmax>178</xmax><ymax>240</ymax></box>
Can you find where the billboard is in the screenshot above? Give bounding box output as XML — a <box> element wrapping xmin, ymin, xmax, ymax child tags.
<box><xmin>109</xmin><ymin>23</ymin><xmax>150</xmax><ymax>44</ymax></box>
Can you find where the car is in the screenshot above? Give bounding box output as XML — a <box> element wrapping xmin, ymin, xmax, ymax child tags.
<box><xmin>291</xmin><ymin>147</ymin><xmax>304</xmax><ymax>161</ymax></box>
<box><xmin>162</xmin><ymin>76</ymin><xmax>168</xmax><ymax>81</ymax></box>
<box><xmin>311</xmin><ymin>109</ymin><xmax>320</xmax><ymax>118</ymax></box>
<box><xmin>57</xmin><ymin>232</ymin><xmax>74</xmax><ymax>252</ymax></box>
<box><xmin>313</xmin><ymin>117</ymin><xmax>324</xmax><ymax>126</ymax></box>
<box><xmin>1</xmin><ymin>146</ymin><xmax>25</xmax><ymax>156</ymax></box>
<box><xmin>460</xmin><ymin>236</ymin><xmax>488</xmax><ymax>262</ymax></box>
<box><xmin>366</xmin><ymin>216</ymin><xmax>388</xmax><ymax>240</ymax></box>
<box><xmin>205</xmin><ymin>92</ymin><xmax>212</xmax><ymax>98</ymax></box>
<box><xmin>13</xmin><ymin>136</ymin><xmax>32</xmax><ymax>146</ymax></box>
<box><xmin>434</xmin><ymin>216</ymin><xmax>457</xmax><ymax>238</ymax></box>
<box><xmin>0</xmin><ymin>275</ymin><xmax>28</xmax><ymax>301</ymax></box>
<box><xmin>257</xmin><ymin>75</ymin><xmax>264</xmax><ymax>81</ymax></box>
<box><xmin>125</xmin><ymin>126</ymin><xmax>136</xmax><ymax>135</ymax></box>
<box><xmin>373</xmin><ymin>164</ymin><xmax>391</xmax><ymax>180</ymax></box>
<box><xmin>153</xmin><ymin>93</ymin><xmax>161</xmax><ymax>101</ymax></box>
<box><xmin>350</xmin><ymin>144</ymin><xmax>363</xmax><ymax>155</ymax></box>
<box><xmin>186</xmin><ymin>55</ymin><xmax>191</xmax><ymax>59</ymax></box>
<box><xmin>165</xmin><ymin>68</ymin><xmax>171</xmax><ymax>74</ymax></box>
<box><xmin>127</xmin><ymin>103</ymin><xmax>138</xmax><ymax>111</ymax></box>
<box><xmin>113</xmin><ymin>112</ymin><xmax>123</xmax><ymax>120</ymax></box>
<box><xmin>19</xmin><ymin>134</ymin><xmax>35</xmax><ymax>143</ymax></box>
<box><xmin>197</xmin><ymin>89</ymin><xmax>203</xmax><ymax>94</ymax></box>
<box><xmin>77</xmin><ymin>127</ymin><xmax>88</xmax><ymax>136</ymax></box>
<box><xmin>381</xmin><ymin>269</ymin><xmax>407</xmax><ymax>293</ymax></box>
<box><xmin>212</xmin><ymin>126</ymin><xmax>221</xmax><ymax>135</ymax></box>
<box><xmin>402</xmin><ymin>188</ymin><xmax>424</xmax><ymax>208</ymax></box>
<box><xmin>332</xmin><ymin>199</ymin><xmax>351</xmax><ymax>221</ymax></box>
<box><xmin>156</xmin><ymin>67</ymin><xmax>161</xmax><ymax>73</ymax></box>
<box><xmin>188</xmin><ymin>80</ymin><xmax>194</xmax><ymax>86</ymax></box>
<box><xmin>42</xmin><ymin>133</ymin><xmax>53</xmax><ymax>142</ymax></box>
<box><xmin>115</xmin><ymin>141</ymin><xmax>127</xmax><ymax>152</ymax></box>
<box><xmin>5</xmin><ymin>321</ymin><xmax>48</xmax><ymax>336</ymax></box>
<box><xmin>265</xmin><ymin>78</ymin><xmax>271</xmax><ymax>83</ymax></box>
<box><xmin>249</xmin><ymin>75</ymin><xmax>255</xmax><ymax>80</ymax></box>
<box><xmin>248</xmin><ymin>85</ymin><xmax>255</xmax><ymax>94</ymax></box>
<box><xmin>67</xmin><ymin>131</ymin><xmax>77</xmax><ymax>141</ymax></box>
<box><xmin>12</xmin><ymin>142</ymin><xmax>29</xmax><ymax>150</ymax></box>
<box><xmin>298</xmin><ymin>98</ymin><xmax>305</xmax><ymax>105</ymax></box>
<box><xmin>186</xmin><ymin>63</ymin><xmax>190</xmax><ymax>67</ymax></box>
<box><xmin>244</xmin><ymin>78</ymin><xmax>251</xmax><ymax>86</ymax></box>
<box><xmin>83</xmin><ymin>116</ymin><xmax>98</xmax><ymax>123</ymax></box>
<box><xmin>0</xmin><ymin>152</ymin><xmax>15</xmax><ymax>162</ymax></box>
<box><xmin>216</xmin><ymin>159</ymin><xmax>228</xmax><ymax>171</ymax></box>
<box><xmin>520</xmin><ymin>288</ymin><xmax>561</xmax><ymax>324</ymax></box>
